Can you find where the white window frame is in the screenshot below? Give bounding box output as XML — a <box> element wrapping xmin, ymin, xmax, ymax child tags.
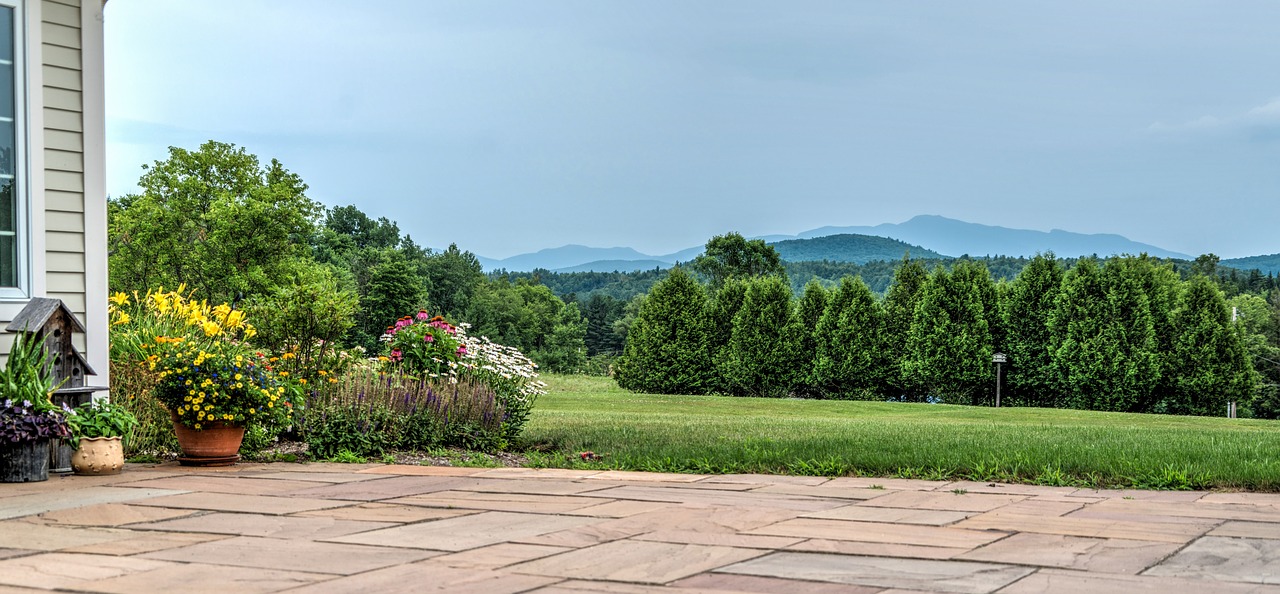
<box><xmin>0</xmin><ymin>0</ymin><xmax>28</xmax><ymax>301</ymax></box>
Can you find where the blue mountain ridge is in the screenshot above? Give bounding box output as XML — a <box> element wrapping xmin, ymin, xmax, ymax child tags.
<box><xmin>476</xmin><ymin>215</ymin><xmax>1198</xmax><ymax>272</ymax></box>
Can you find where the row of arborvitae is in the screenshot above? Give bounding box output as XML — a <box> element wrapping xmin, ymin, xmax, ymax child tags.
<box><xmin>616</xmin><ymin>254</ymin><xmax>1258</xmax><ymax>417</ymax></box>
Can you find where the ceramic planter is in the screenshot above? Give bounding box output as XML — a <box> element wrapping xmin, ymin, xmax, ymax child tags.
<box><xmin>71</xmin><ymin>436</ymin><xmax>124</xmax><ymax>475</ymax></box>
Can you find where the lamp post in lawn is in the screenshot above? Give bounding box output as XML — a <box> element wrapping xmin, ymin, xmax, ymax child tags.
<box><xmin>992</xmin><ymin>352</ymin><xmax>1007</xmax><ymax>408</ymax></box>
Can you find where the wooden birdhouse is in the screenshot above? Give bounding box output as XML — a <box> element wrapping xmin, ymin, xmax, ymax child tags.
<box><xmin>7</xmin><ymin>297</ymin><xmax>96</xmax><ymax>388</ymax></box>
<box><xmin>7</xmin><ymin>298</ymin><xmax>107</xmax><ymax>473</ymax></box>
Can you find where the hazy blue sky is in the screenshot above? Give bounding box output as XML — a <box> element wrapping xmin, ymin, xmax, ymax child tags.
<box><xmin>105</xmin><ymin>1</ymin><xmax>1280</xmax><ymax>259</ymax></box>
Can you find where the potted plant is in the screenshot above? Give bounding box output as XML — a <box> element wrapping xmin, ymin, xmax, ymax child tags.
<box><xmin>0</xmin><ymin>333</ymin><xmax>70</xmax><ymax>482</ymax></box>
<box><xmin>110</xmin><ymin>288</ymin><xmax>293</xmax><ymax>465</ymax></box>
<box><xmin>66</xmin><ymin>400</ymin><xmax>138</xmax><ymax>475</ymax></box>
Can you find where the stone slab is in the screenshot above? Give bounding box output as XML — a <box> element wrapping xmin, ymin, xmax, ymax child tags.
<box><xmin>0</xmin><ymin>486</ymin><xmax>187</xmax><ymax>520</ymax></box>
<box><xmin>1070</xmin><ymin>489</ymin><xmax>1206</xmax><ymax>502</ymax></box>
<box><xmin>289</xmin><ymin>563</ymin><xmax>560</xmax><ymax>594</ymax></box>
<box><xmin>80</xmin><ymin>563</ymin><xmax>331</xmax><ymax>594</ymax></box>
<box><xmin>113</xmin><ymin>474</ymin><xmax>322</xmax><ymax>495</ymax></box>
<box><xmin>1144</xmin><ymin>536</ymin><xmax>1280</xmax><ymax>584</ymax></box>
<box><xmin>130</xmin><ymin>512</ymin><xmax>396</xmax><ymax>540</ymax></box>
<box><xmin>860</xmin><ymin>490</ymin><xmax>1025</xmax><ymax>512</ymax></box>
<box><xmin>0</xmin><ymin>552</ymin><xmax>173</xmax><ymax>590</ymax></box>
<box><xmin>634</xmin><ymin>530</ymin><xmax>805</xmax><ymax>549</ymax></box>
<box><xmin>1210</xmin><ymin>521</ymin><xmax>1280</xmax><ymax>539</ymax></box>
<box><xmin>824</xmin><ymin>477</ymin><xmax>952</xmax><ymax>491</ymax></box>
<box><xmin>672</xmin><ymin>572</ymin><xmax>888</xmax><ymax>593</ymax></box>
<box><xmin>1085</xmin><ymin>499</ymin><xmax>1280</xmax><ymax>523</ymax></box>
<box><xmin>357</xmin><ymin>464</ymin><xmax>488</xmax><ymax>476</ymax></box>
<box><xmin>748</xmin><ymin>518</ymin><xmax>1007</xmax><ymax>549</ymax></box>
<box><xmin>509</xmin><ymin>540</ymin><xmax>764</xmax><ymax>584</ymax></box>
<box><xmin>806</xmin><ymin>504</ymin><xmax>973</xmax><ymax>525</ymax></box>
<box><xmin>699</xmin><ymin>474</ymin><xmax>832</xmax><ymax>487</ymax></box>
<box><xmin>388</xmin><ymin>490</ymin><xmax>608</xmax><ymax>513</ymax></box>
<box><xmin>0</xmin><ymin>549</ymin><xmax>31</xmax><ymax>561</ymax></box>
<box><xmin>585</xmin><ymin>470</ymin><xmax>708</xmax><ymax>483</ymax></box>
<box><xmin>955</xmin><ymin>512</ymin><xmax>1214</xmax><ymax>543</ymax></box>
<box><xmin>285</xmin><ymin>475</ymin><xmax>481</xmax><ymax>501</ymax></box>
<box><xmin>1199</xmin><ymin>493</ymin><xmax>1280</xmax><ymax>506</ymax></box>
<box><xmin>475</xmin><ymin>467</ymin><xmax>606</xmax><ymax>480</ymax></box>
<box><xmin>428</xmin><ymin>543</ymin><xmax>571</xmax><ymax>569</ymax></box>
<box><xmin>581</xmin><ymin>485</ymin><xmax>844</xmax><ymax>512</ymax></box>
<box><xmin>937</xmin><ymin>481</ymin><xmax>1080</xmax><ymax>497</ymax></box>
<box><xmin>28</xmin><ymin>503</ymin><xmax>196</xmax><ymax>527</ymax></box>
<box><xmin>325</xmin><ymin>510</ymin><xmax>602</xmax><ymax>551</ymax></box>
<box><xmin>751</xmin><ymin>484</ymin><xmax>893</xmax><ymax>500</ymax></box>
<box><xmin>717</xmin><ymin>551</ymin><xmax>1033</xmax><ymax>594</ymax></box>
<box><xmin>141</xmin><ymin>535</ymin><xmax>438</xmax><ymax>575</ymax></box>
<box><xmin>0</xmin><ymin>521</ymin><xmax>137</xmax><ymax>551</ymax></box>
<box><xmin>60</xmin><ymin>531</ymin><xmax>231</xmax><ymax>556</ymax></box>
<box><xmin>129</xmin><ymin>491</ymin><xmax>351</xmax><ymax>515</ymax></box>
<box><xmin>236</xmin><ymin>470</ymin><xmax>383</xmax><ymax>483</ymax></box>
<box><xmin>560</xmin><ymin>500</ymin><xmax>674</xmax><ymax>518</ymax></box>
<box><xmin>291</xmin><ymin>502</ymin><xmax>477</xmax><ymax>523</ymax></box>
<box><xmin>786</xmin><ymin>538</ymin><xmax>968</xmax><ymax>560</ymax></box>
<box><xmin>1000</xmin><ymin>569</ymin><xmax>1280</xmax><ymax>593</ymax></box>
<box><xmin>957</xmin><ymin>532</ymin><xmax>1181</xmax><ymax>574</ymax></box>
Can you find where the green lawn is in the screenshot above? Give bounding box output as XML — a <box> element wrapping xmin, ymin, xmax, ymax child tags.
<box><xmin>521</xmin><ymin>374</ymin><xmax>1280</xmax><ymax>490</ymax></box>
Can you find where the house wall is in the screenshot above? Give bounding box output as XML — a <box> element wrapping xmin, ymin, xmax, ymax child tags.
<box><xmin>0</xmin><ymin>0</ymin><xmax>108</xmax><ymax>387</ymax></box>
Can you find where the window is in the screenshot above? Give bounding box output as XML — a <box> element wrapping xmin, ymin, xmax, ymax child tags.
<box><xmin>0</xmin><ymin>1</ymin><xmax>24</xmax><ymax>298</ymax></box>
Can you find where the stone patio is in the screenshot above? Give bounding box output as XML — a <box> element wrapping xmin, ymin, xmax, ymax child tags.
<box><xmin>1</xmin><ymin>463</ymin><xmax>1278</xmax><ymax>593</ymax></box>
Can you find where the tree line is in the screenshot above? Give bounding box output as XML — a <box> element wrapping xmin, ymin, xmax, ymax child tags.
<box><xmin>617</xmin><ymin>235</ymin><xmax>1276</xmax><ymax>418</ymax></box>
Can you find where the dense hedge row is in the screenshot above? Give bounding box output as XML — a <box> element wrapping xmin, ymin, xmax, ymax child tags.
<box><xmin>616</xmin><ymin>255</ymin><xmax>1264</xmax><ymax>417</ymax></box>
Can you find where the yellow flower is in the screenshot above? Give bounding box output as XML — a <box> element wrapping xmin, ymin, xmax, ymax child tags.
<box><xmin>111</xmin><ymin>312</ymin><xmax>131</xmax><ymax>326</ymax></box>
<box><xmin>201</xmin><ymin>320</ymin><xmax>222</xmax><ymax>337</ymax></box>
<box><xmin>193</xmin><ymin>423</ymin><xmax>202</xmax><ymax>430</ymax></box>
<box><xmin>109</xmin><ymin>292</ymin><xmax>130</xmax><ymax>306</ymax></box>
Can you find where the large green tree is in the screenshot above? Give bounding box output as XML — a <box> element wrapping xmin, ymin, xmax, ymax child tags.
<box><xmin>811</xmin><ymin>276</ymin><xmax>889</xmax><ymax>399</ymax></box>
<box><xmin>882</xmin><ymin>257</ymin><xmax>929</xmax><ymax>400</ymax></box>
<box><xmin>615</xmin><ymin>268</ymin><xmax>712</xmax><ymax>394</ymax></box>
<box><xmin>1050</xmin><ymin>258</ymin><xmax>1160</xmax><ymax>412</ymax></box>
<box><xmin>109</xmin><ymin>141</ymin><xmax>323</xmax><ymax>302</ymax></box>
<box><xmin>690</xmin><ymin>232</ymin><xmax>785</xmax><ymax>291</ymax></box>
<box><xmin>903</xmin><ymin>261</ymin><xmax>996</xmax><ymax>404</ymax></box>
<box><xmin>721</xmin><ymin>275</ymin><xmax>805</xmax><ymax>397</ymax></box>
<box><xmin>1166</xmin><ymin>276</ymin><xmax>1256</xmax><ymax>416</ymax></box>
<box><xmin>792</xmin><ymin>281</ymin><xmax>828</xmax><ymax>396</ymax></box>
<box><xmin>1000</xmin><ymin>254</ymin><xmax>1064</xmax><ymax>407</ymax></box>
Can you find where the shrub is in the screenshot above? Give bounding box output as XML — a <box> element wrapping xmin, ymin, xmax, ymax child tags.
<box><xmin>301</xmin><ymin>370</ymin><xmax>506</xmax><ymax>457</ymax></box>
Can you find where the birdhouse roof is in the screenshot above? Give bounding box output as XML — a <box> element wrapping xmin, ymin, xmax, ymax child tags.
<box><xmin>5</xmin><ymin>298</ymin><xmax>87</xmax><ymax>334</ymax></box>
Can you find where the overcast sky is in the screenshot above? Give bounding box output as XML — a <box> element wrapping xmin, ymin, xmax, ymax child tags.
<box><xmin>104</xmin><ymin>1</ymin><xmax>1280</xmax><ymax>259</ymax></box>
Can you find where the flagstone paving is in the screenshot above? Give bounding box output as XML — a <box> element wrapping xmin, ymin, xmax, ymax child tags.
<box><xmin>0</xmin><ymin>461</ymin><xmax>1279</xmax><ymax>592</ymax></box>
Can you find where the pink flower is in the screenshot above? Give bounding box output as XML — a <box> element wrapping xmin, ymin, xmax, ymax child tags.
<box><xmin>390</xmin><ymin>349</ymin><xmax>403</xmax><ymax>361</ymax></box>
<box><xmin>456</xmin><ymin>345</ymin><xmax>467</xmax><ymax>356</ymax></box>
<box><xmin>424</xmin><ymin>334</ymin><xmax>434</xmax><ymax>343</ymax></box>
<box><xmin>416</xmin><ymin>310</ymin><xmax>430</xmax><ymax>321</ymax></box>
<box><xmin>395</xmin><ymin>318</ymin><xmax>412</xmax><ymax>330</ymax></box>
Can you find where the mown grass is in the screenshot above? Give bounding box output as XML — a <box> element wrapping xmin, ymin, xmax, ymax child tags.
<box><xmin>521</xmin><ymin>375</ymin><xmax>1280</xmax><ymax>490</ymax></box>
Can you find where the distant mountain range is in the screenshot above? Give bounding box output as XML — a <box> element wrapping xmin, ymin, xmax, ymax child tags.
<box><xmin>476</xmin><ymin>215</ymin><xmax>1209</xmax><ymax>273</ymax></box>
<box><xmin>1222</xmin><ymin>254</ymin><xmax>1280</xmax><ymax>276</ymax></box>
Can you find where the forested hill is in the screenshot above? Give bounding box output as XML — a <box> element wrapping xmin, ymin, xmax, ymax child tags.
<box><xmin>1224</xmin><ymin>254</ymin><xmax>1280</xmax><ymax>276</ymax></box>
<box><xmin>769</xmin><ymin>234</ymin><xmax>944</xmax><ymax>263</ymax></box>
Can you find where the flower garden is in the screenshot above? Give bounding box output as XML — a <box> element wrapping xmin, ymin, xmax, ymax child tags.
<box><xmin>103</xmin><ymin>287</ymin><xmax>544</xmax><ymax>464</ymax></box>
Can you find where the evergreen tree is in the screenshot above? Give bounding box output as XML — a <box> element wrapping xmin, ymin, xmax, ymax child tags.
<box><xmin>1050</xmin><ymin>258</ymin><xmax>1160</xmax><ymax>412</ymax></box>
<box><xmin>793</xmin><ymin>281</ymin><xmax>829</xmax><ymax>396</ymax></box>
<box><xmin>882</xmin><ymin>257</ymin><xmax>929</xmax><ymax>400</ymax></box>
<box><xmin>722</xmin><ymin>275</ymin><xmax>805</xmax><ymax>397</ymax></box>
<box><xmin>1108</xmin><ymin>255</ymin><xmax>1180</xmax><ymax>411</ymax></box>
<box><xmin>615</xmin><ymin>268</ymin><xmax>713</xmax><ymax>394</ymax></box>
<box><xmin>1166</xmin><ymin>276</ymin><xmax>1256</xmax><ymax>416</ymax></box>
<box><xmin>705</xmin><ymin>278</ymin><xmax>749</xmax><ymax>393</ymax></box>
<box><xmin>1001</xmin><ymin>254</ymin><xmax>1064</xmax><ymax>407</ymax></box>
<box><xmin>582</xmin><ymin>294</ymin><xmax>626</xmax><ymax>356</ymax></box>
<box><xmin>812</xmin><ymin>276</ymin><xmax>889</xmax><ymax>399</ymax></box>
<box><xmin>903</xmin><ymin>261</ymin><xmax>995</xmax><ymax>404</ymax></box>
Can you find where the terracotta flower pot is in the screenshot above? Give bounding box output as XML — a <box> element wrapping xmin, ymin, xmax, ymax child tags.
<box><xmin>71</xmin><ymin>436</ymin><xmax>124</xmax><ymax>475</ymax></box>
<box><xmin>170</xmin><ymin>411</ymin><xmax>245</xmax><ymax>466</ymax></box>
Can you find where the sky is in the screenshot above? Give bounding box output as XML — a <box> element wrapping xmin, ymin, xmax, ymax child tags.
<box><xmin>104</xmin><ymin>1</ymin><xmax>1280</xmax><ymax>260</ymax></box>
